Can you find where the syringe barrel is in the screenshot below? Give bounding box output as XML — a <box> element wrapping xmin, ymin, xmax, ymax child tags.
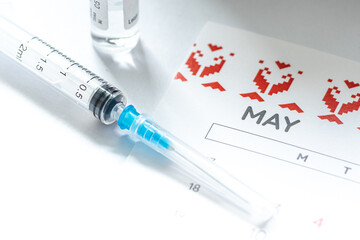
<box><xmin>0</xmin><ymin>16</ymin><xmax>126</xmax><ymax>124</ymax></box>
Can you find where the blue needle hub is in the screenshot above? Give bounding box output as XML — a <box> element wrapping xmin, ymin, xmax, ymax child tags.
<box><xmin>118</xmin><ymin>105</ymin><xmax>171</xmax><ymax>150</ymax></box>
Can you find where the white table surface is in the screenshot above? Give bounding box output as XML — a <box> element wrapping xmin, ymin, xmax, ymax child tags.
<box><xmin>0</xmin><ymin>0</ymin><xmax>359</xmax><ymax>239</ymax></box>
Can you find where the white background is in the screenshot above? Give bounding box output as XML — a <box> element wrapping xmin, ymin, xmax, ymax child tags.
<box><xmin>0</xmin><ymin>0</ymin><xmax>360</xmax><ymax>239</ymax></box>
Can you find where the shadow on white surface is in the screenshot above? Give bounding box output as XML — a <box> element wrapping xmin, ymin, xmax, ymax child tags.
<box><xmin>94</xmin><ymin>40</ymin><xmax>170</xmax><ymax>114</ymax></box>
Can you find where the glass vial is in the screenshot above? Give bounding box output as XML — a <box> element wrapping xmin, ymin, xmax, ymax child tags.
<box><xmin>89</xmin><ymin>0</ymin><xmax>139</xmax><ymax>53</ymax></box>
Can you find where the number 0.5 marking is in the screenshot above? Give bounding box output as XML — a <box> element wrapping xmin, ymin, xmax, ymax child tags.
<box><xmin>75</xmin><ymin>84</ymin><xmax>87</xmax><ymax>99</ymax></box>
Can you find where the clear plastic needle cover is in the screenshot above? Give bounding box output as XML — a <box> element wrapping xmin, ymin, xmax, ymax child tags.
<box><xmin>0</xmin><ymin>15</ymin><xmax>278</xmax><ymax>226</ymax></box>
<box><xmin>118</xmin><ymin>106</ymin><xmax>279</xmax><ymax>225</ymax></box>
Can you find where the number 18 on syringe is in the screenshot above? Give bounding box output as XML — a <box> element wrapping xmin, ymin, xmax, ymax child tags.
<box><xmin>0</xmin><ymin>15</ymin><xmax>278</xmax><ymax>226</ymax></box>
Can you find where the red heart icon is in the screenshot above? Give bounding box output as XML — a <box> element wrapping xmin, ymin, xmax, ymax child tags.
<box><xmin>275</xmin><ymin>61</ymin><xmax>291</xmax><ymax>69</ymax></box>
<box><xmin>208</xmin><ymin>43</ymin><xmax>223</xmax><ymax>52</ymax></box>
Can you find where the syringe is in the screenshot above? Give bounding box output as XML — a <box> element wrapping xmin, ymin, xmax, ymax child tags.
<box><xmin>0</xmin><ymin>16</ymin><xmax>278</xmax><ymax>226</ymax></box>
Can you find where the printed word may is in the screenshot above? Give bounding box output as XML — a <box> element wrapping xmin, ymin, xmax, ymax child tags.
<box><xmin>242</xmin><ymin>106</ymin><xmax>300</xmax><ymax>132</ymax></box>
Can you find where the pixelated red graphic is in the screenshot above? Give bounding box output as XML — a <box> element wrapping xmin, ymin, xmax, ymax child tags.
<box><xmin>338</xmin><ymin>94</ymin><xmax>360</xmax><ymax>115</ymax></box>
<box><xmin>318</xmin><ymin>114</ymin><xmax>343</xmax><ymax>125</ymax></box>
<box><xmin>185</xmin><ymin>47</ymin><xmax>228</xmax><ymax>78</ymax></box>
<box><xmin>185</xmin><ymin>51</ymin><xmax>202</xmax><ymax>75</ymax></box>
<box><xmin>279</xmin><ymin>103</ymin><xmax>304</xmax><ymax>113</ymax></box>
<box><xmin>344</xmin><ymin>80</ymin><xmax>360</xmax><ymax>89</ymax></box>
<box><xmin>318</xmin><ymin>79</ymin><xmax>360</xmax><ymax>125</ymax></box>
<box><xmin>174</xmin><ymin>72</ymin><xmax>188</xmax><ymax>82</ymax></box>
<box><xmin>240</xmin><ymin>92</ymin><xmax>264</xmax><ymax>102</ymax></box>
<box><xmin>240</xmin><ymin>59</ymin><xmax>303</xmax><ymax>113</ymax></box>
<box><xmin>208</xmin><ymin>43</ymin><xmax>222</xmax><ymax>52</ymax></box>
<box><xmin>202</xmin><ymin>82</ymin><xmax>226</xmax><ymax>92</ymax></box>
<box><xmin>241</xmin><ymin>60</ymin><xmax>300</xmax><ymax>98</ymax></box>
<box><xmin>275</xmin><ymin>61</ymin><xmax>291</xmax><ymax>69</ymax></box>
<box><xmin>253</xmin><ymin>68</ymin><xmax>270</xmax><ymax>93</ymax></box>
<box><xmin>268</xmin><ymin>74</ymin><xmax>294</xmax><ymax>95</ymax></box>
<box><xmin>199</xmin><ymin>56</ymin><xmax>226</xmax><ymax>78</ymax></box>
<box><xmin>180</xmin><ymin>43</ymin><xmax>234</xmax><ymax>92</ymax></box>
<box><xmin>322</xmin><ymin>87</ymin><xmax>339</xmax><ymax>112</ymax></box>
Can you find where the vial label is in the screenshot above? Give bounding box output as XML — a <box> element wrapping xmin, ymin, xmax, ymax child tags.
<box><xmin>90</xmin><ymin>0</ymin><xmax>109</xmax><ymax>30</ymax></box>
<box><xmin>123</xmin><ymin>0</ymin><xmax>139</xmax><ymax>30</ymax></box>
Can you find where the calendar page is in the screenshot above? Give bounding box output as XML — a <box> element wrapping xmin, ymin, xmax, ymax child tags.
<box><xmin>121</xmin><ymin>22</ymin><xmax>360</xmax><ymax>240</ymax></box>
